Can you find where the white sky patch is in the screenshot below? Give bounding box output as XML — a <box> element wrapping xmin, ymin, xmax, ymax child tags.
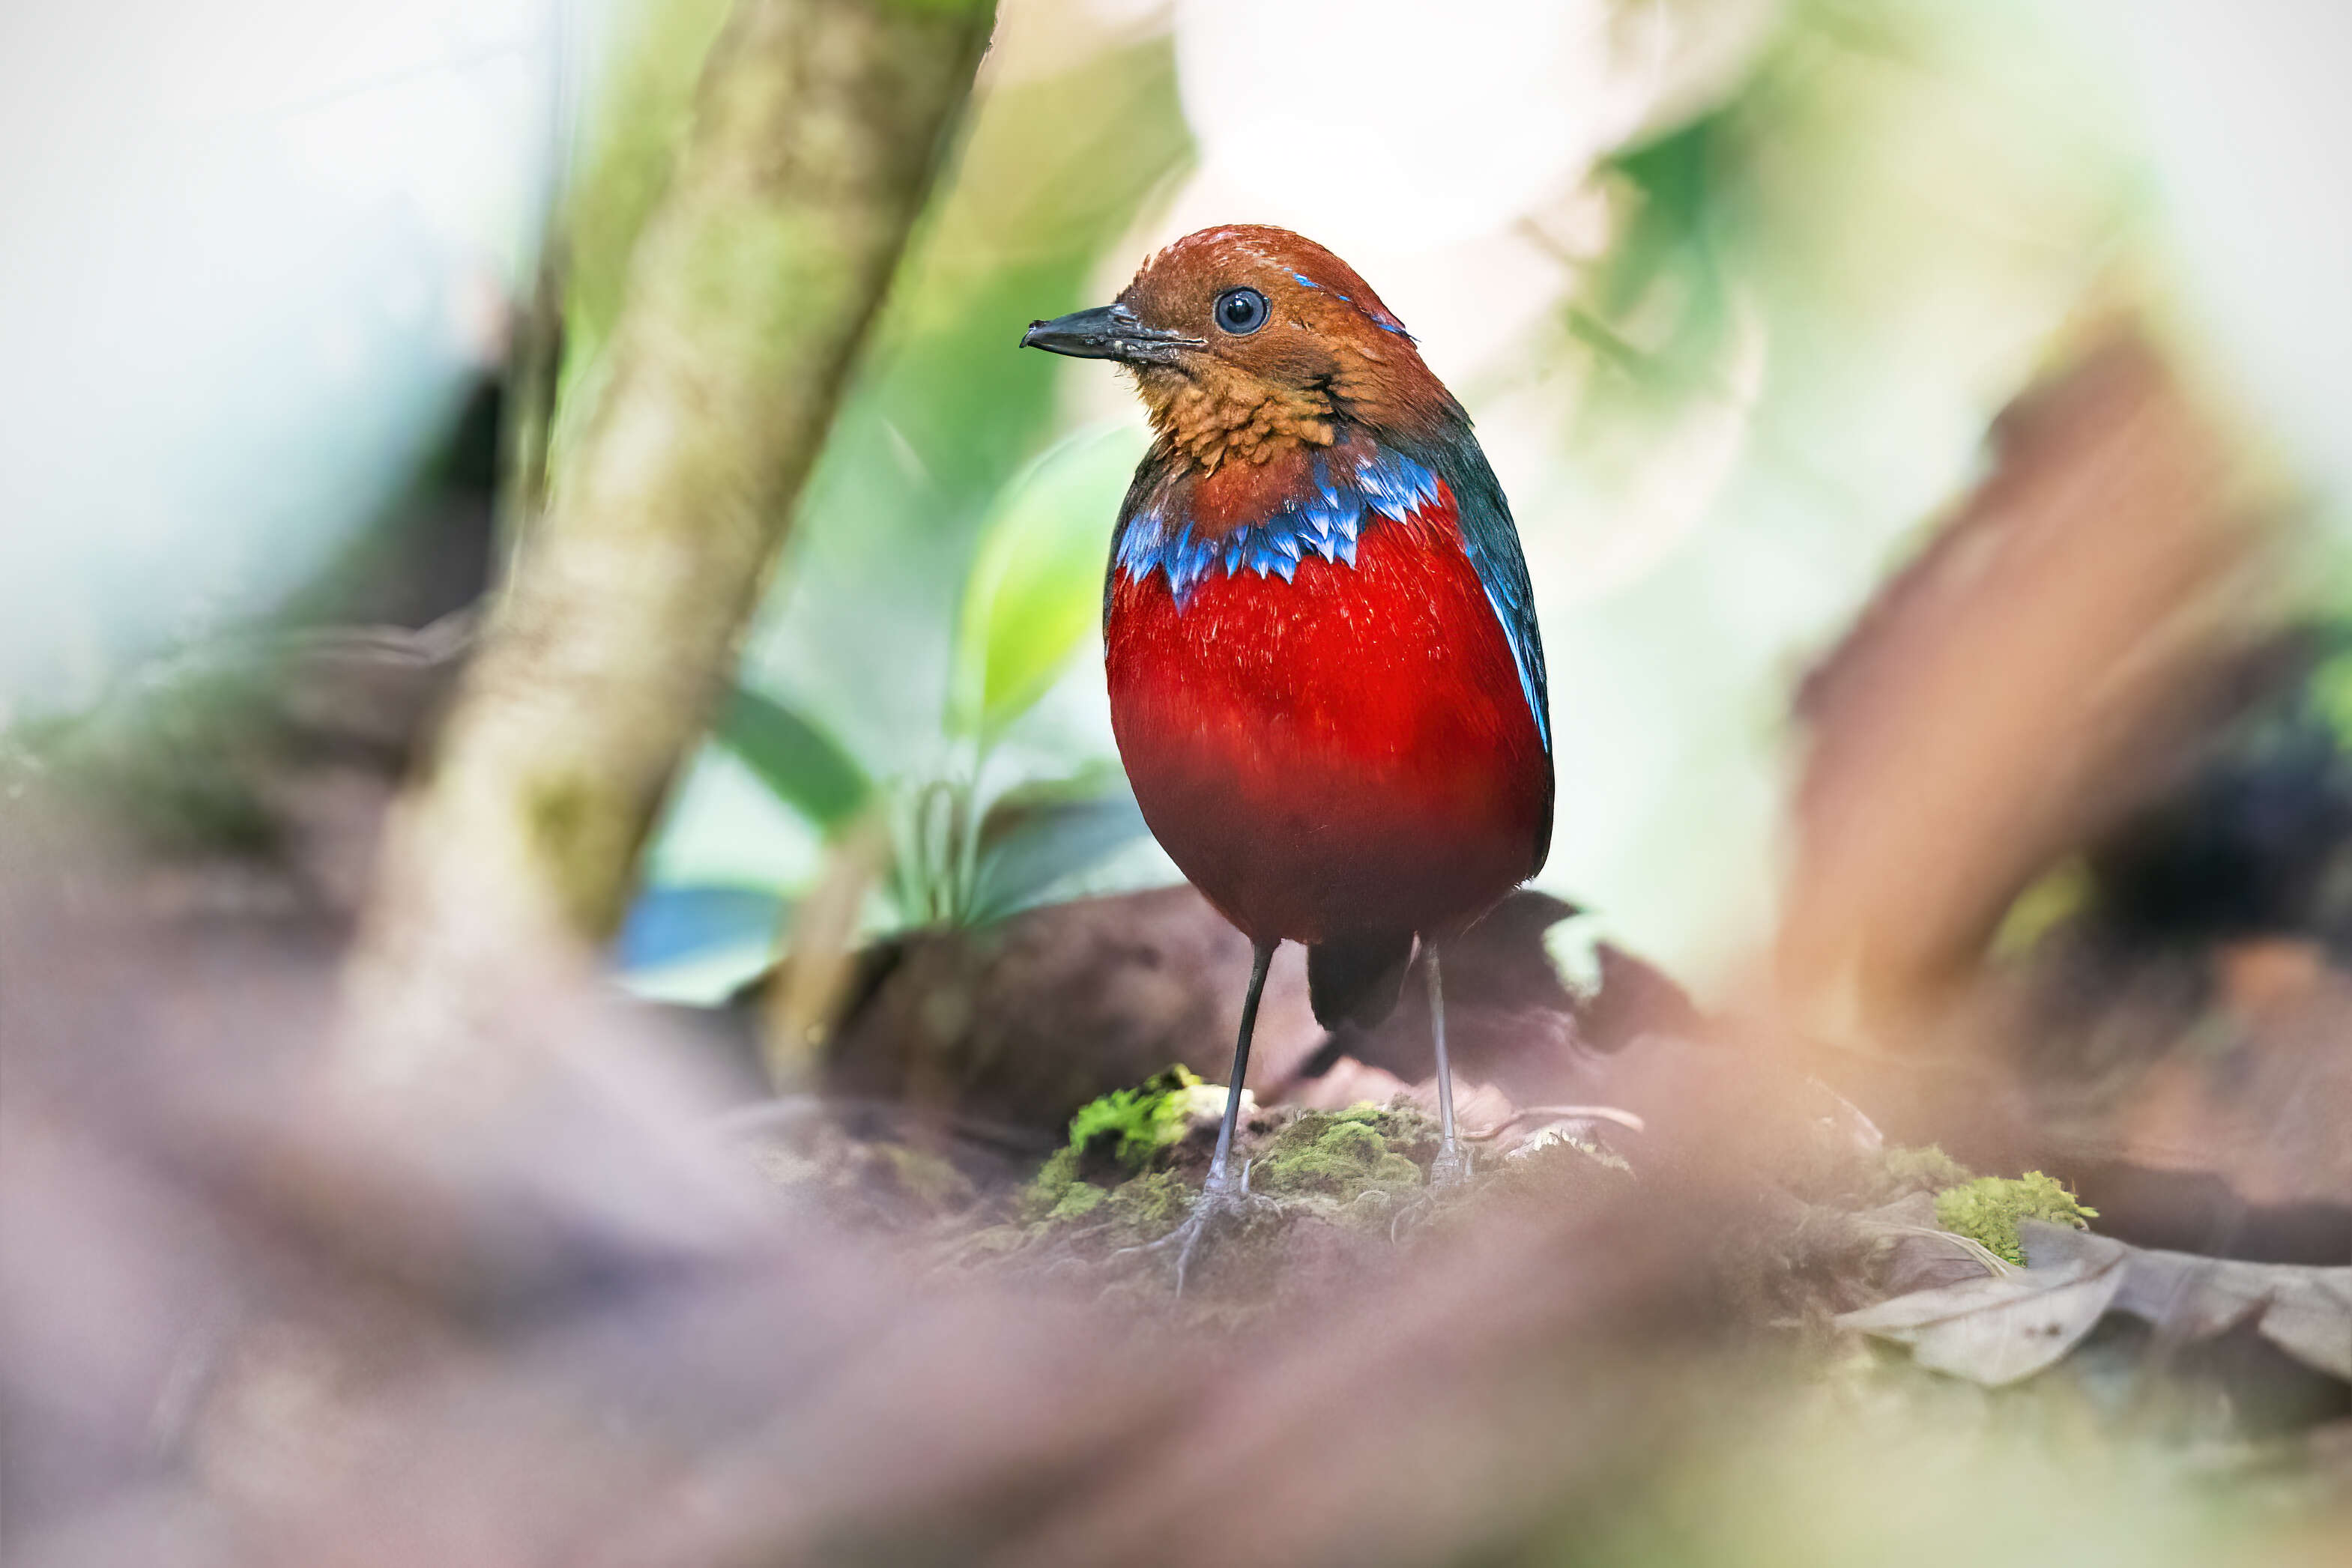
<box><xmin>1172</xmin><ymin>0</ymin><xmax>1664</xmax><ymax>257</ymax></box>
<box><xmin>0</xmin><ymin>0</ymin><xmax>602</xmax><ymax>709</ymax></box>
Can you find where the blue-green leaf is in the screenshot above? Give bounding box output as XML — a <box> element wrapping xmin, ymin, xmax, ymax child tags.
<box><xmin>614</xmin><ymin>883</ymin><xmax>788</xmax><ymax>972</ymax></box>
<box><xmin>971</xmin><ymin>766</ymin><xmax>1151</xmax><ymax>919</ymax></box>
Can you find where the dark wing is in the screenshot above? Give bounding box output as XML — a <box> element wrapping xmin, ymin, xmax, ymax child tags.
<box><xmin>1306</xmin><ymin>929</ymin><xmax>1416</xmax><ymax>1029</ymax></box>
<box><xmin>1403</xmin><ymin>415</ymin><xmax>1555</xmax><ymax>874</ymax></box>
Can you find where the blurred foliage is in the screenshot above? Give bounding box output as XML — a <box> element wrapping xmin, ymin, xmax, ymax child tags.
<box><xmin>949</xmin><ymin>425</ymin><xmax>1149</xmax><ymax>742</ymax></box>
<box><xmin>739</xmin><ymin>28</ymin><xmax>1186</xmax><ymax>757</ymax></box>
<box><xmin>716</xmin><ymin>684</ymin><xmax>874</xmax><ymax>831</ymax></box>
<box><xmin>695</xmin><ymin>429</ymin><xmax>1155</xmax><ymax>942</ymax></box>
<box><xmin>1568</xmin><ymin>113</ymin><xmax>1742</xmax><ymax>460</ymax></box>
<box><xmin>1582</xmin><ymin>1390</ymin><xmax>2282</xmax><ymax>1568</ymax></box>
<box><xmin>962</xmin><ymin>760</ymin><xmax>1149</xmax><ymax>921</ymax></box>
<box><xmin>1</xmin><ymin>653</ymin><xmax>286</xmax><ymax>855</ymax></box>
<box><xmin>614</xmin><ymin>881</ymin><xmax>787</xmax><ymax>971</ymax></box>
<box><xmin>1491</xmin><ymin>0</ymin><xmax>2146</xmax><ymax>977</ymax></box>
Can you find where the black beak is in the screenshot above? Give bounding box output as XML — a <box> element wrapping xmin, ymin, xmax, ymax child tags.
<box><xmin>1020</xmin><ymin>303</ymin><xmax>1202</xmax><ymax>365</ymax></box>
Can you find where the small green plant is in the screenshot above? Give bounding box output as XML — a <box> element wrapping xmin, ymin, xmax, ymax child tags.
<box><xmin>623</xmin><ymin>430</ymin><xmax>1158</xmax><ymax>982</ymax></box>
<box><xmin>1934</xmin><ymin>1172</ymin><xmax>2099</xmax><ymax>1267</ymax></box>
<box><xmin>1066</xmin><ymin>1065</ymin><xmax>1204</xmax><ymax>1172</ymax></box>
<box><xmin>1017</xmin><ymin>1068</ymin><xmax>1206</xmax><ymax>1225</ymax></box>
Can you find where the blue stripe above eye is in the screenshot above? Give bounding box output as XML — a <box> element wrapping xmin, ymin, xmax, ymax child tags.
<box><xmin>1285</xmin><ymin>271</ymin><xmax>1411</xmax><ymax>339</ymax></box>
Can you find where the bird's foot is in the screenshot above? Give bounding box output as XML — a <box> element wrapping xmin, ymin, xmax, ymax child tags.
<box><xmin>1427</xmin><ymin>1141</ymin><xmax>1473</xmax><ymax>1190</ymax></box>
<box><xmin>1115</xmin><ymin>1161</ymin><xmax>1277</xmax><ymax>1295</ymax></box>
<box><xmin>1389</xmin><ymin>1142</ymin><xmax>1475</xmax><ymax>1243</ymax></box>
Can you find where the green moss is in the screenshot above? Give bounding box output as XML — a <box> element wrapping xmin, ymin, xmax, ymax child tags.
<box><xmin>1255</xmin><ymin>1108</ymin><xmax>1425</xmax><ymax>1202</ymax></box>
<box><xmin>1018</xmin><ymin>1146</ymin><xmax>1100</xmax><ymax>1223</ymax></box>
<box><xmin>1934</xmin><ymin>1172</ymin><xmax>2099</xmax><ymax>1266</ymax></box>
<box><xmin>1018</xmin><ymin>1068</ymin><xmax>1216</xmax><ymax>1229</ymax></box>
<box><xmin>1066</xmin><ymin>1065</ymin><xmax>1203</xmax><ymax>1172</ymax></box>
<box><xmin>1787</xmin><ymin>1139</ymin><xmax>1977</xmax><ymax>1209</ymax></box>
<box><xmin>1016</xmin><ymin>1153</ymin><xmax>1185</xmax><ymax>1237</ymax></box>
<box><xmin>1878</xmin><ymin>1144</ymin><xmax>1973</xmax><ymax>1197</ymax></box>
<box><xmin>1105</xmin><ymin>1171</ymin><xmax>1191</xmax><ymax>1237</ymax></box>
<box><xmin>865</xmin><ymin>1142</ymin><xmax>975</xmax><ymax>1214</ymax></box>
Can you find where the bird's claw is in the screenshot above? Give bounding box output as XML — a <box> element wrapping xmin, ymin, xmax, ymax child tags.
<box><xmin>1114</xmin><ymin>1160</ymin><xmax>1275</xmax><ymax>1295</ymax></box>
<box><xmin>1389</xmin><ymin>1143</ymin><xmax>1475</xmax><ymax>1243</ymax></box>
<box><xmin>1427</xmin><ymin>1142</ymin><xmax>1473</xmax><ymax>1190</ymax></box>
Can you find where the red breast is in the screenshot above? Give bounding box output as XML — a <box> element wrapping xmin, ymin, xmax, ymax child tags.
<box><xmin>1107</xmin><ymin>477</ymin><xmax>1548</xmax><ymax>946</ymax></box>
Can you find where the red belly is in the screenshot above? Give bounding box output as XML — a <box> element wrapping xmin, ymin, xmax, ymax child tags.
<box><xmin>1106</xmin><ymin>502</ymin><xmax>1549</xmax><ymax>945</ymax></box>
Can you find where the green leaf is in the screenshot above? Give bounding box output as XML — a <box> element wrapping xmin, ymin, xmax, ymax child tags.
<box><xmin>1575</xmin><ymin>115</ymin><xmax>1739</xmax><ymax>421</ymax></box>
<box><xmin>715</xmin><ymin>684</ymin><xmax>872</xmax><ymax>829</ymax></box>
<box><xmin>948</xmin><ymin>424</ymin><xmax>1146</xmax><ymax>742</ymax></box>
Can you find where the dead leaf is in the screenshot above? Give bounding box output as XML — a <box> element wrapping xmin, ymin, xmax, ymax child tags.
<box><xmin>1849</xmin><ymin>1192</ymin><xmax>2014</xmax><ymax>1295</ymax></box>
<box><xmin>2020</xmin><ymin>1220</ymin><xmax>2352</xmax><ymax>1379</ymax></box>
<box><xmin>1835</xmin><ymin>1244</ymin><xmax>2125</xmax><ymax>1385</ymax></box>
<box><xmin>1842</xmin><ymin>1215</ymin><xmax>2352</xmax><ymax>1387</ymax></box>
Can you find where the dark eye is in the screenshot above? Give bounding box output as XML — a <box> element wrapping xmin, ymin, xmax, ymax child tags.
<box><xmin>1214</xmin><ymin>287</ymin><xmax>1269</xmax><ymax>336</ymax></box>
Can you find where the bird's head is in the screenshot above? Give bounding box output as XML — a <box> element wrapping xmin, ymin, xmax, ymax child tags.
<box><xmin>1021</xmin><ymin>225</ymin><xmax>1452</xmax><ymax>470</ymax></box>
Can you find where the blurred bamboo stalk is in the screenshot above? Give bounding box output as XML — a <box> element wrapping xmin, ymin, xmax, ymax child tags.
<box><xmin>339</xmin><ymin>0</ymin><xmax>998</xmax><ymax>1106</ymax></box>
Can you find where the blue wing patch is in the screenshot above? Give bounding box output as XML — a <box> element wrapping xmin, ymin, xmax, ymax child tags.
<box><xmin>1394</xmin><ymin>426</ymin><xmax>1550</xmax><ymax>760</ymax></box>
<box><xmin>1451</xmin><ymin>485</ymin><xmax>1551</xmax><ymax>757</ymax></box>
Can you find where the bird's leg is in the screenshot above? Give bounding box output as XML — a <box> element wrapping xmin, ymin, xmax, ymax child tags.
<box><xmin>1425</xmin><ymin>945</ymin><xmax>1472</xmax><ymax>1188</ymax></box>
<box><xmin>1119</xmin><ymin>937</ymin><xmax>1278</xmax><ymax>1292</ymax></box>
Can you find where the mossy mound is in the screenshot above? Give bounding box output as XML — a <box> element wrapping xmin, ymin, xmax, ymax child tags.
<box><xmin>1252</xmin><ymin>1107</ymin><xmax>1427</xmax><ymax>1204</ymax></box>
<box><xmin>1015</xmin><ymin>1094</ymin><xmax>1441</xmax><ymax>1238</ymax></box>
<box><xmin>1017</xmin><ymin>1147</ymin><xmax>1104</xmax><ymax>1224</ymax></box>
<box><xmin>1016</xmin><ymin>1065</ymin><xmax>1220</xmax><ymax>1225</ymax></box>
<box><xmin>934</xmin><ymin>1075</ymin><xmax>1646</xmax><ymax>1316</ymax></box>
<box><xmin>743</xmin><ymin>1124</ymin><xmax>979</xmax><ymax>1231</ymax></box>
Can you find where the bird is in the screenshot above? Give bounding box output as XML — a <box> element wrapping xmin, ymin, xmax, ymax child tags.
<box><xmin>1021</xmin><ymin>225</ymin><xmax>1552</xmax><ymax>1278</ymax></box>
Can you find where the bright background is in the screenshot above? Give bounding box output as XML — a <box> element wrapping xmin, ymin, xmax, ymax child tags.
<box><xmin>7</xmin><ymin>0</ymin><xmax>2350</xmax><ymax>1000</ymax></box>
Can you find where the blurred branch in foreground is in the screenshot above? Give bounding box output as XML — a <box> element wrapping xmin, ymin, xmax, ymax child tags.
<box><xmin>339</xmin><ymin>0</ymin><xmax>999</xmax><ymax>1109</ymax></box>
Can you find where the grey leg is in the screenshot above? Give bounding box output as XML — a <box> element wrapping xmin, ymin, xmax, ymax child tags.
<box><xmin>1122</xmin><ymin>938</ymin><xmax>1277</xmax><ymax>1291</ymax></box>
<box><xmin>1203</xmin><ymin>938</ymin><xmax>1275</xmax><ymax>1194</ymax></box>
<box><xmin>1426</xmin><ymin>944</ymin><xmax>1471</xmax><ymax>1187</ymax></box>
